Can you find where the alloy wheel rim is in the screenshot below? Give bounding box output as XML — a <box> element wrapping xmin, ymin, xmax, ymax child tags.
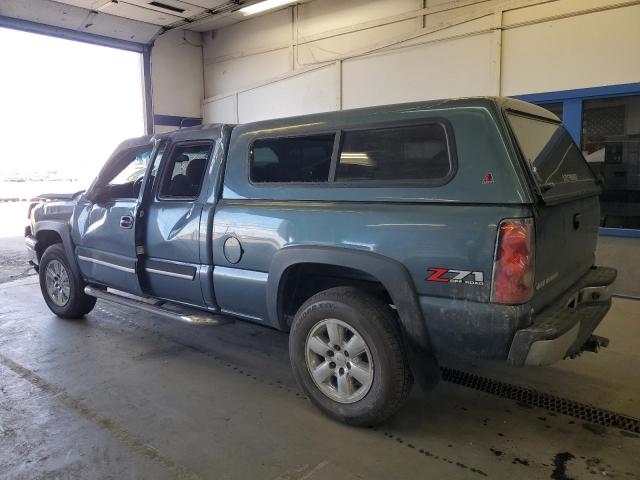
<box><xmin>305</xmin><ymin>318</ymin><xmax>374</xmax><ymax>404</ymax></box>
<box><xmin>45</xmin><ymin>259</ymin><xmax>70</xmax><ymax>307</ymax></box>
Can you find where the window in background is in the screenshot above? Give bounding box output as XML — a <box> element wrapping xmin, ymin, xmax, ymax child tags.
<box><xmin>582</xmin><ymin>96</ymin><xmax>640</xmax><ymax>229</ymax></box>
<box><xmin>538</xmin><ymin>102</ymin><xmax>564</xmax><ymax>121</ymax></box>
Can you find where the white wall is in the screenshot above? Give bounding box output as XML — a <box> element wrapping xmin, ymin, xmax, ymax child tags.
<box><xmin>151</xmin><ymin>28</ymin><xmax>204</xmax><ymax>130</ymax></box>
<box><xmin>201</xmin><ymin>0</ymin><xmax>640</xmax><ymax>124</ymax></box>
<box><xmin>501</xmin><ymin>0</ymin><xmax>640</xmax><ymax>95</ymax></box>
<box><xmin>342</xmin><ymin>16</ymin><xmax>496</xmax><ymax>109</ymax></box>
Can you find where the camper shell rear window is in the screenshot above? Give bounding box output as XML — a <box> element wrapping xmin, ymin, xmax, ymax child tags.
<box><xmin>506</xmin><ymin>112</ymin><xmax>599</xmax><ymax>201</ymax></box>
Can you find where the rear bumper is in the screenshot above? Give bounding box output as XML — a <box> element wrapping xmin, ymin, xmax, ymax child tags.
<box><xmin>507</xmin><ymin>266</ymin><xmax>617</xmax><ymax>366</ymax></box>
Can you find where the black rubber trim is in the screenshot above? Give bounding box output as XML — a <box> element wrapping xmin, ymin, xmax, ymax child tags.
<box><xmin>34</xmin><ymin>220</ymin><xmax>81</xmax><ymax>279</ymax></box>
<box><xmin>145</xmin><ymin>259</ymin><xmax>196</xmax><ymax>278</ymax></box>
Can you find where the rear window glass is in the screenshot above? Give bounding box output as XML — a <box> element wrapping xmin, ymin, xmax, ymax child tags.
<box><xmin>335</xmin><ymin>124</ymin><xmax>452</xmax><ymax>183</ymax></box>
<box><xmin>250</xmin><ymin>134</ymin><xmax>335</xmax><ymax>183</ymax></box>
<box><xmin>507</xmin><ymin>113</ymin><xmax>596</xmax><ymax>190</ymax></box>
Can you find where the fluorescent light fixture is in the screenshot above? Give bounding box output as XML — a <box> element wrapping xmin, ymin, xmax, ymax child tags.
<box><xmin>240</xmin><ymin>0</ymin><xmax>297</xmax><ymax>16</ymax></box>
<box><xmin>340</xmin><ymin>153</ymin><xmax>373</xmax><ymax>166</ymax></box>
<box><xmin>96</xmin><ymin>0</ymin><xmax>117</xmax><ymax>11</ymax></box>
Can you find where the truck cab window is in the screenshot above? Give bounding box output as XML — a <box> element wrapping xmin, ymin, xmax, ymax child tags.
<box><xmin>159</xmin><ymin>142</ymin><xmax>213</xmax><ymax>199</ymax></box>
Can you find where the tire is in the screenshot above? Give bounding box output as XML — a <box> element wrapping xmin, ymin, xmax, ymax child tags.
<box><xmin>289</xmin><ymin>286</ymin><xmax>413</xmax><ymax>426</ymax></box>
<box><xmin>39</xmin><ymin>243</ymin><xmax>96</xmax><ymax>319</ymax></box>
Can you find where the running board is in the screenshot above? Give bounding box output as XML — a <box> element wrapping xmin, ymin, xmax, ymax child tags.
<box><xmin>84</xmin><ymin>286</ymin><xmax>231</xmax><ymax>326</ymax></box>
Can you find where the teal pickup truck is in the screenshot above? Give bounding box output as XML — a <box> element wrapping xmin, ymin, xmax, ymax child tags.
<box><xmin>26</xmin><ymin>97</ymin><xmax>616</xmax><ymax>425</ymax></box>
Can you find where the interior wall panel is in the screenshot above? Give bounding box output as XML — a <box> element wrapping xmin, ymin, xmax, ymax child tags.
<box><xmin>296</xmin><ymin>19</ymin><xmax>416</xmax><ymax>66</ymax></box>
<box><xmin>154</xmin><ymin>125</ymin><xmax>179</xmax><ymax>134</ymax></box>
<box><xmin>151</xmin><ymin>29</ymin><xmax>204</xmax><ymax>118</ymax></box>
<box><xmin>423</xmin><ymin>0</ymin><xmax>500</xmax><ymax>29</ymax></box>
<box><xmin>296</xmin><ymin>0</ymin><xmax>418</xmax><ymax>38</ymax></box>
<box><xmin>502</xmin><ymin>4</ymin><xmax>640</xmax><ymax>95</ymax></box>
<box><xmin>204</xmin><ymin>48</ymin><xmax>291</xmax><ymax>98</ymax></box>
<box><xmin>393</xmin><ymin>15</ymin><xmax>493</xmax><ymax>50</ymax></box>
<box><xmin>237</xmin><ymin>64</ymin><xmax>339</xmax><ymax>123</ymax></box>
<box><xmin>342</xmin><ymin>32</ymin><xmax>495</xmax><ymax>109</ymax></box>
<box><xmin>502</xmin><ymin>0</ymin><xmax>626</xmax><ymax>26</ymax></box>
<box><xmin>202</xmin><ymin>0</ymin><xmax>640</xmax><ymax>124</ymax></box>
<box><xmin>203</xmin><ymin>7</ymin><xmax>292</xmax><ymax>61</ymax></box>
<box><xmin>203</xmin><ymin>95</ymin><xmax>237</xmax><ymax>124</ymax></box>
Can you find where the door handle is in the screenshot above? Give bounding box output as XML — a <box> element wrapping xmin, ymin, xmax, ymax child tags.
<box><xmin>120</xmin><ymin>215</ymin><xmax>134</xmax><ymax>229</ymax></box>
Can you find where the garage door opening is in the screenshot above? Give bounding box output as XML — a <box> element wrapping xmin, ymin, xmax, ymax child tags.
<box><xmin>0</xmin><ymin>26</ymin><xmax>146</xmax><ymax>282</ymax></box>
<box><xmin>0</xmin><ymin>26</ymin><xmax>145</xmax><ymax>213</ymax></box>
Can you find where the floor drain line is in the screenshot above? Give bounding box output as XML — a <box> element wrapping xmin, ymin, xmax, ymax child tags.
<box><xmin>441</xmin><ymin>367</ymin><xmax>640</xmax><ymax>434</ymax></box>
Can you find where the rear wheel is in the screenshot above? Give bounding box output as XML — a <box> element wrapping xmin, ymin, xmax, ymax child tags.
<box><xmin>289</xmin><ymin>286</ymin><xmax>412</xmax><ymax>426</ymax></box>
<box><xmin>39</xmin><ymin>244</ymin><xmax>96</xmax><ymax>318</ymax></box>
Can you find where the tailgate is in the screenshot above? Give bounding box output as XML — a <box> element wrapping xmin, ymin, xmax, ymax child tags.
<box><xmin>532</xmin><ymin>196</ymin><xmax>600</xmax><ymax>308</ymax></box>
<box><xmin>505</xmin><ymin>111</ymin><xmax>602</xmax><ymax>310</ymax></box>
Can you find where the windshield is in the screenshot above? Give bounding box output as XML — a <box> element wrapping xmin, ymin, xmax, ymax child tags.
<box><xmin>507</xmin><ymin>113</ymin><xmax>598</xmax><ymax>198</ymax></box>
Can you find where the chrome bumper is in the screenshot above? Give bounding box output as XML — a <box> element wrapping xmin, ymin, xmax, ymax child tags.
<box><xmin>508</xmin><ymin>267</ymin><xmax>617</xmax><ymax>367</ymax></box>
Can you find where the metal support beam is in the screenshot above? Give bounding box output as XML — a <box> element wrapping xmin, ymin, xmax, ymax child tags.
<box><xmin>142</xmin><ymin>45</ymin><xmax>155</xmax><ymax>135</ymax></box>
<box><xmin>562</xmin><ymin>98</ymin><xmax>582</xmax><ymax>146</ymax></box>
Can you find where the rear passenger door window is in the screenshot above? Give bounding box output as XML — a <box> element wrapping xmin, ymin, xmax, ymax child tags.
<box><xmin>158</xmin><ymin>142</ymin><xmax>213</xmax><ymax>199</ymax></box>
<box><xmin>250</xmin><ymin>134</ymin><xmax>335</xmax><ymax>183</ymax></box>
<box><xmin>336</xmin><ymin>124</ymin><xmax>452</xmax><ymax>183</ymax></box>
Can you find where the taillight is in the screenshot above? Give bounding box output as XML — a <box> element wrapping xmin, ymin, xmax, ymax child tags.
<box><xmin>491</xmin><ymin>218</ymin><xmax>535</xmax><ymax>304</ymax></box>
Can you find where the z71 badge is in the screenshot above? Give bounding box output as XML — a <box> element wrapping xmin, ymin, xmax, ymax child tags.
<box><xmin>426</xmin><ymin>268</ymin><xmax>484</xmax><ymax>286</ymax></box>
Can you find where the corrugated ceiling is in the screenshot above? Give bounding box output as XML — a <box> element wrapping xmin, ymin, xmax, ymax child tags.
<box><xmin>0</xmin><ymin>0</ymin><xmax>293</xmax><ymax>44</ymax></box>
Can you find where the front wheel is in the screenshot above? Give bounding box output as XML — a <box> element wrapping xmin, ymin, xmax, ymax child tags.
<box><xmin>39</xmin><ymin>244</ymin><xmax>96</xmax><ymax>319</ymax></box>
<box><xmin>289</xmin><ymin>287</ymin><xmax>413</xmax><ymax>426</ymax></box>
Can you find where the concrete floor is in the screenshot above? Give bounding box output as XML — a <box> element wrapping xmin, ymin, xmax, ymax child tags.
<box><xmin>0</xmin><ymin>203</ymin><xmax>33</xmax><ymax>285</ymax></box>
<box><xmin>0</xmin><ymin>236</ymin><xmax>30</xmax><ymax>285</ymax></box>
<box><xmin>0</xmin><ymin>258</ymin><xmax>639</xmax><ymax>479</ymax></box>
